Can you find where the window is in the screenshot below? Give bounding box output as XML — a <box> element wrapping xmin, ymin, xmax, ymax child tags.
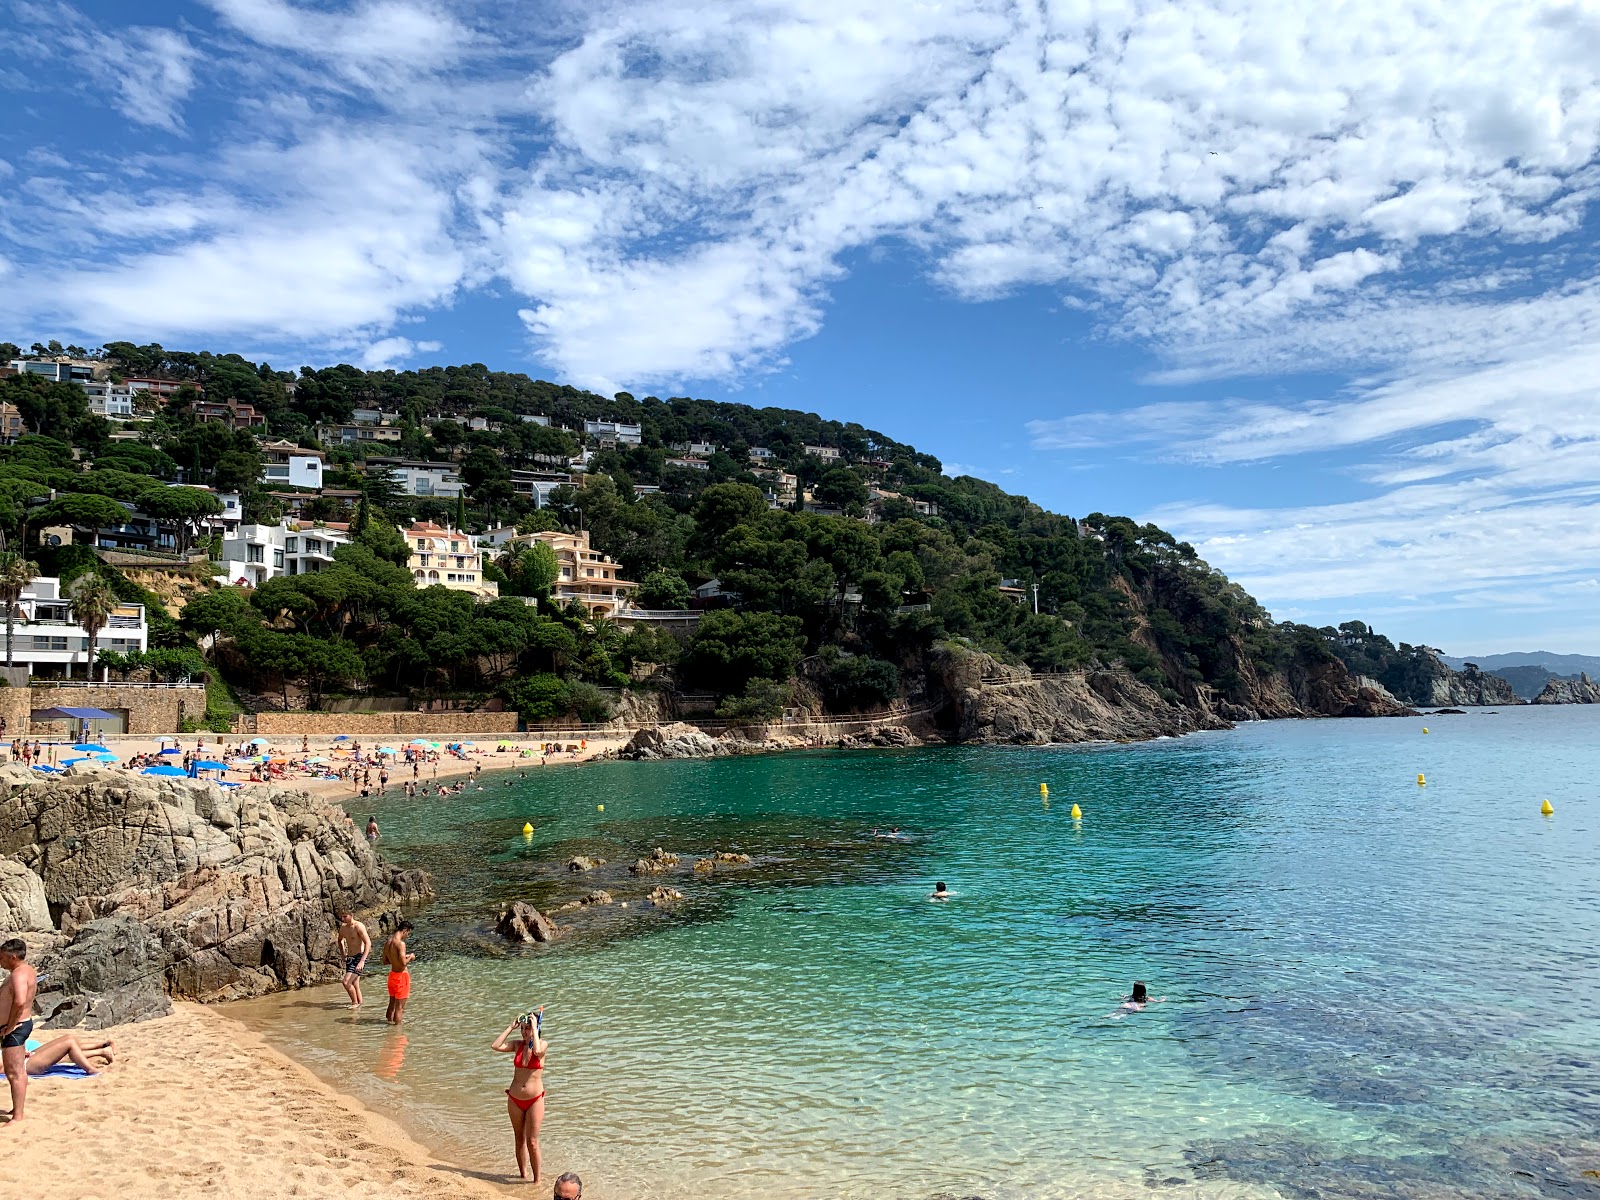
<box><xmin>285</xmin><ymin>538</ymin><xmax>297</xmax><ymax>552</ymax></box>
<box><xmin>586</xmin><ymin>568</ymin><xmax>595</xmax><ymax>577</ymax></box>
<box><xmin>247</xmin><ymin>545</ymin><xmax>264</xmax><ymax>563</ymax></box>
<box><xmin>273</xmin><ymin>549</ymin><xmax>284</xmax><ymax>568</ymax></box>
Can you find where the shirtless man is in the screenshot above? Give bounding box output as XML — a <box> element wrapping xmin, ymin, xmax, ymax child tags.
<box><xmin>333</xmin><ymin>910</ymin><xmax>372</xmax><ymax>1008</ymax></box>
<box><xmin>383</xmin><ymin>921</ymin><xmax>415</xmax><ymax>1025</ymax></box>
<box><xmin>1</xmin><ymin>938</ymin><xmax>40</xmax><ymax>1124</ymax></box>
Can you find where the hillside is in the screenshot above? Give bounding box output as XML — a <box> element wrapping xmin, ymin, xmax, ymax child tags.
<box><xmin>1438</xmin><ymin>651</ymin><xmax>1600</xmax><ymax>674</ymax></box>
<box><xmin>0</xmin><ymin>340</ymin><xmax>1509</xmax><ymax>735</ymax></box>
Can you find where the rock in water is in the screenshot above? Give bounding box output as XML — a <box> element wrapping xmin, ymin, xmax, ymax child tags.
<box><xmin>0</xmin><ymin>766</ymin><xmax>432</xmax><ymax>1027</ymax></box>
<box><xmin>646</xmin><ymin>886</ymin><xmax>684</xmax><ymax>905</ymax></box>
<box><xmin>629</xmin><ymin>847</ymin><xmax>681</xmax><ymax>875</ymax></box>
<box><xmin>495</xmin><ymin>900</ymin><xmax>558</xmax><ymax>943</ymax></box>
<box><xmin>567</xmin><ymin>855</ymin><xmax>606</xmax><ymax>872</ymax></box>
<box><xmin>0</xmin><ymin>859</ymin><xmax>51</xmax><ymax>931</ymax></box>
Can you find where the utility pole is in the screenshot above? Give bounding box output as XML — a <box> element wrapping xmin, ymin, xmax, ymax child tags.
<box><xmin>1031</xmin><ymin>582</ymin><xmax>1039</xmax><ymax>614</ymax></box>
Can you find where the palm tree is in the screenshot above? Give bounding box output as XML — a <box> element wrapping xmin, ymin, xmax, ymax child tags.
<box><xmin>0</xmin><ymin>552</ymin><xmax>39</xmax><ymax>669</ymax></box>
<box><xmin>68</xmin><ymin>574</ymin><xmax>118</xmax><ymax>682</ymax></box>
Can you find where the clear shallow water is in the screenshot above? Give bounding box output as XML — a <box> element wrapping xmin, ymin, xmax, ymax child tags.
<box><xmin>232</xmin><ymin>708</ymin><xmax>1600</xmax><ymax>1199</ymax></box>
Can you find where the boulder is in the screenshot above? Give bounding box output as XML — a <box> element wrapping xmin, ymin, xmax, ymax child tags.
<box><xmin>693</xmin><ymin>858</ymin><xmax>715</xmax><ymax>874</ymax></box>
<box><xmin>618</xmin><ymin>723</ymin><xmax>721</xmax><ymax>760</ymax></box>
<box><xmin>646</xmin><ymin>886</ymin><xmax>683</xmax><ymax>905</ymax></box>
<box><xmin>577</xmin><ymin>889</ymin><xmax>613</xmax><ymax>906</ymax></box>
<box><xmin>0</xmin><ymin>772</ymin><xmax>433</xmax><ymax>1025</ymax></box>
<box><xmin>629</xmin><ymin>847</ymin><xmax>680</xmax><ymax>875</ymax></box>
<box><xmin>1532</xmin><ymin>672</ymin><xmax>1600</xmax><ymax>704</ymax></box>
<box><xmin>567</xmin><ymin>856</ymin><xmax>606</xmax><ymax>872</ymax></box>
<box><xmin>495</xmin><ymin>901</ymin><xmax>558</xmax><ymax>943</ymax></box>
<box><xmin>711</xmin><ymin>852</ymin><xmax>752</xmax><ymax>864</ymax></box>
<box><xmin>0</xmin><ymin>859</ymin><xmax>52</xmax><ymax>932</ymax></box>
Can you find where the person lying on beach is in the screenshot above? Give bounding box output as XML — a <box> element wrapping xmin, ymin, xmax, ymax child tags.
<box><xmin>491</xmin><ymin>1009</ymin><xmax>547</xmax><ymax>1181</ymax></box>
<box><xmin>16</xmin><ymin>1031</ymin><xmax>116</xmax><ymax>1075</ymax></box>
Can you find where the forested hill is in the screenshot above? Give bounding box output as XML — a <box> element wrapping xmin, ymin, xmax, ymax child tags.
<box><xmin>0</xmin><ymin>340</ymin><xmax>1438</xmax><ymax>727</ymax></box>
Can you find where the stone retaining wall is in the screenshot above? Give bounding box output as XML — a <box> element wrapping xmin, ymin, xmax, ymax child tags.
<box><xmin>251</xmin><ymin>710</ymin><xmax>520</xmax><ymax>736</ymax></box>
<box><xmin>0</xmin><ymin>685</ymin><xmax>200</xmax><ymax>735</ymax></box>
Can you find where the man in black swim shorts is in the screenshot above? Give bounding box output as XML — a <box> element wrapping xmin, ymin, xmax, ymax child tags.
<box><xmin>333</xmin><ymin>910</ymin><xmax>372</xmax><ymax>1009</ymax></box>
<box><xmin>1</xmin><ymin>938</ymin><xmax>39</xmax><ymax>1123</ymax></box>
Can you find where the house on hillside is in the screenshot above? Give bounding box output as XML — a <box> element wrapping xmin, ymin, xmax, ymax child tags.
<box><xmin>365</xmin><ymin>457</ymin><xmax>462</xmax><ymax>499</ymax></box>
<box><xmin>405</xmin><ymin>521</ymin><xmax>497</xmax><ymax>599</ymax></box>
<box><xmin>8</xmin><ymin>576</ymin><xmax>148</xmax><ymax>680</ymax></box>
<box><xmin>802</xmin><ymin>444</ymin><xmax>841</xmax><ymax>460</ymax></box>
<box><xmin>501</xmin><ymin>528</ymin><xmax>637</xmax><ymax>617</ymax></box>
<box><xmin>215</xmin><ymin>520</ymin><xmax>352</xmax><ymax>588</ymax></box>
<box><xmin>6</xmin><ymin>357</ymin><xmax>104</xmax><ymax>383</ymax></box>
<box><xmin>260</xmin><ymin>440</ymin><xmax>324</xmax><ymax>490</ymax></box>
<box><xmin>583</xmin><ymin>419</ymin><xmax>642</xmax><ymax>446</ymax></box>
<box><xmin>192</xmin><ymin>397</ymin><xmax>262</xmax><ymax>430</ymax></box>
<box><xmin>318</xmin><ymin>421</ymin><xmax>403</xmax><ymax>446</ymax></box>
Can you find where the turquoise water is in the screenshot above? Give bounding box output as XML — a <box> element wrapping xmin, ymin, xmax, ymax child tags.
<box><xmin>233</xmin><ymin>707</ymin><xmax>1600</xmax><ymax>1199</ymax></box>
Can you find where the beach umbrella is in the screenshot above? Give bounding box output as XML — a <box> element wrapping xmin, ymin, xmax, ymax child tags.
<box><xmin>429</xmin><ymin>742</ymin><xmax>441</xmax><ymax>748</ymax></box>
<box><xmin>461</xmin><ymin>741</ymin><xmax>476</xmax><ymax>747</ymax></box>
<box><xmin>409</xmin><ymin>739</ymin><xmax>428</xmax><ymax>745</ymax></box>
<box><xmin>142</xmin><ymin>764</ymin><xmax>187</xmax><ymax>777</ymax></box>
<box><xmin>377</xmin><ymin>746</ymin><xmax>397</xmax><ymax>755</ymax></box>
<box><xmin>158</xmin><ymin>747</ymin><xmax>181</xmax><ymax>755</ymax></box>
<box><xmin>73</xmin><ymin>743</ymin><xmax>110</xmax><ymax>753</ymax></box>
<box><xmin>60</xmin><ymin>756</ymin><xmax>89</xmax><ymax>766</ymax></box>
<box><xmin>92</xmin><ymin>751</ymin><xmax>118</xmax><ymax>761</ymax></box>
<box><xmin>250</xmin><ymin>736</ymin><xmax>271</xmax><ymax>745</ymax></box>
<box><xmin>332</xmin><ymin>734</ymin><xmax>351</xmax><ymax>741</ymax></box>
<box><xmin>192</xmin><ymin>759</ymin><xmax>229</xmax><ymax>771</ymax></box>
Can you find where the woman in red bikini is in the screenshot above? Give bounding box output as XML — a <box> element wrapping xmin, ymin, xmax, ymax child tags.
<box><xmin>491</xmin><ymin>1008</ymin><xmax>547</xmax><ymax>1181</ymax></box>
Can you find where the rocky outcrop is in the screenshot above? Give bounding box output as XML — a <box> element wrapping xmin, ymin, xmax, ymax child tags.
<box><xmin>646</xmin><ymin>886</ymin><xmax>683</xmax><ymax>905</ymax></box>
<box><xmin>0</xmin><ymin>767</ymin><xmax>431</xmax><ymax>1027</ymax></box>
<box><xmin>1423</xmin><ymin>662</ymin><xmax>1520</xmax><ymax>706</ymax></box>
<box><xmin>567</xmin><ymin>855</ymin><xmax>606</xmax><ymax>872</ymax></box>
<box><xmin>629</xmin><ymin>847</ymin><xmax>681</xmax><ymax>875</ymax></box>
<box><xmin>495</xmin><ymin>900</ymin><xmax>558</xmax><ymax>943</ymax></box>
<box><xmin>617</xmin><ymin>722</ymin><xmax>722</xmax><ymax>760</ymax></box>
<box><xmin>1531</xmin><ymin>672</ymin><xmax>1600</xmax><ymax>704</ymax></box>
<box><xmin>0</xmin><ymin>859</ymin><xmax>50</xmax><ymax>931</ymax></box>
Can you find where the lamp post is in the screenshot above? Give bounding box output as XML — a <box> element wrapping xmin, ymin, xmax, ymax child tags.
<box><xmin>1031</xmin><ymin>582</ymin><xmax>1039</xmax><ymax>614</ymax></box>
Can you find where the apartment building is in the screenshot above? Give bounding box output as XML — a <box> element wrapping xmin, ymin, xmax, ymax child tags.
<box><xmin>318</xmin><ymin>422</ymin><xmax>403</xmax><ymax>447</ymax></box>
<box><xmin>78</xmin><ymin>381</ymin><xmax>141</xmax><ymax>419</ymax></box>
<box><xmin>6</xmin><ymin>358</ymin><xmax>103</xmax><ymax>383</ymax></box>
<box><xmin>366</xmin><ymin>458</ymin><xmax>463</xmax><ymax>498</ymax></box>
<box><xmin>215</xmin><ymin>520</ymin><xmax>352</xmax><ymax>587</ymax></box>
<box><xmin>260</xmin><ymin>440</ymin><xmax>325</xmax><ymax>489</ymax></box>
<box><xmin>193</xmin><ymin>397</ymin><xmax>263</xmax><ymax>429</ymax></box>
<box><xmin>583</xmin><ymin>419</ymin><xmax>643</xmax><ymax>445</ymax></box>
<box><xmin>502</xmin><ymin>528</ymin><xmax>637</xmax><ymax>617</ymax></box>
<box><xmin>802</xmin><ymin>444</ymin><xmax>841</xmax><ymax>461</ymax></box>
<box><xmin>405</xmin><ymin>521</ymin><xmax>498</xmax><ymax>599</ymax></box>
<box><xmin>9</xmin><ymin>576</ymin><xmax>148</xmax><ymax>679</ymax></box>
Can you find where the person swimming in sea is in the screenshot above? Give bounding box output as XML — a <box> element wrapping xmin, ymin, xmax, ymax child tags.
<box><xmin>928</xmin><ymin>881</ymin><xmax>951</xmax><ymax>901</ymax></box>
<box><xmin>1112</xmin><ymin>981</ymin><xmax>1165</xmax><ymax>1016</ymax></box>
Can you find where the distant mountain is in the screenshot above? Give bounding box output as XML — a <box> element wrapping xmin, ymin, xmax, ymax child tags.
<box><xmin>1438</xmin><ymin>651</ymin><xmax>1600</xmax><ymax>674</ymax></box>
<box><xmin>1485</xmin><ymin>665</ymin><xmax>1566</xmax><ymax>702</ymax></box>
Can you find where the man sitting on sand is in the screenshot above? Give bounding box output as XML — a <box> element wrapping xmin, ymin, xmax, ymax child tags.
<box><xmin>384</xmin><ymin>920</ymin><xmax>416</xmax><ymax>1025</ymax></box>
<box><xmin>334</xmin><ymin>909</ymin><xmax>372</xmax><ymax>1008</ymax></box>
<box><xmin>1</xmin><ymin>937</ymin><xmax>40</xmax><ymax>1123</ymax></box>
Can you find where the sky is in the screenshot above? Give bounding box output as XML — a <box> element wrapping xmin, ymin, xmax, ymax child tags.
<box><xmin>3</xmin><ymin>0</ymin><xmax>1599</xmax><ymax>655</ymax></box>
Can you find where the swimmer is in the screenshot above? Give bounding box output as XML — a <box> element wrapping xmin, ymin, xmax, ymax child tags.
<box><xmin>1113</xmin><ymin>981</ymin><xmax>1165</xmax><ymax>1016</ymax></box>
<box><xmin>928</xmin><ymin>881</ymin><xmax>951</xmax><ymax>901</ymax></box>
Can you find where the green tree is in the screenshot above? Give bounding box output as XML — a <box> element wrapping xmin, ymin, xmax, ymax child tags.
<box><xmin>137</xmin><ymin>486</ymin><xmax>223</xmax><ymax>555</ymax></box>
<box><xmin>0</xmin><ymin>551</ymin><xmax>40</xmax><ymax>668</ymax></box>
<box><xmin>69</xmin><ymin>573</ymin><xmax>118</xmax><ymax>681</ymax></box>
<box><xmin>34</xmin><ymin>492</ymin><xmax>129</xmax><ymax>540</ymax></box>
<box><xmin>636</xmin><ymin>569</ymin><xmax>690</xmax><ymax>609</ymax></box>
<box><xmin>814</xmin><ymin>467</ymin><xmax>869</xmax><ymax>514</ymax></box>
<box><xmin>680</xmin><ymin>610</ymin><xmax>806</xmax><ymax>693</ymax></box>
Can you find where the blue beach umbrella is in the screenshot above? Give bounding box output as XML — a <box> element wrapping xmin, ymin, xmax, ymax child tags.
<box><xmin>60</xmin><ymin>756</ymin><xmax>89</xmax><ymax>766</ymax></box>
<box><xmin>250</xmin><ymin>737</ymin><xmax>271</xmax><ymax>745</ymax></box>
<box><xmin>73</xmin><ymin>743</ymin><xmax>110</xmax><ymax>753</ymax></box>
<box><xmin>32</xmin><ymin>764</ymin><xmax>61</xmax><ymax>774</ymax></box>
<box><xmin>93</xmin><ymin>751</ymin><xmax>118</xmax><ymax>761</ymax></box>
<box><xmin>332</xmin><ymin>735</ymin><xmax>351</xmax><ymax>741</ymax></box>
<box><xmin>158</xmin><ymin>747</ymin><xmax>181</xmax><ymax>755</ymax></box>
<box><xmin>142</xmin><ymin>765</ymin><xmax>187</xmax><ymax>777</ymax></box>
<box><xmin>192</xmin><ymin>759</ymin><xmax>229</xmax><ymax>771</ymax></box>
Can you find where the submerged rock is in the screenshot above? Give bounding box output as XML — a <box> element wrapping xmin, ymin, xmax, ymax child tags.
<box><xmin>0</xmin><ymin>766</ymin><xmax>431</xmax><ymax>1027</ymax></box>
<box><xmin>646</xmin><ymin>886</ymin><xmax>683</xmax><ymax>905</ymax></box>
<box><xmin>495</xmin><ymin>900</ymin><xmax>558</xmax><ymax>943</ymax></box>
<box><xmin>629</xmin><ymin>847</ymin><xmax>681</xmax><ymax>875</ymax></box>
<box><xmin>567</xmin><ymin>855</ymin><xmax>606</xmax><ymax>872</ymax></box>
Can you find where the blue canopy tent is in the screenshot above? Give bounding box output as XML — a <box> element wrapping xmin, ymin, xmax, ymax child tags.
<box><xmin>30</xmin><ymin>706</ymin><xmax>120</xmax><ymax>744</ymax></box>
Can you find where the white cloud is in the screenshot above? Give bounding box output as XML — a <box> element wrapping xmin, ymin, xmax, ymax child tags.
<box><xmin>102</xmin><ymin>27</ymin><xmax>200</xmax><ymax>131</ymax></box>
<box><xmin>357</xmin><ymin>335</ymin><xmax>441</xmax><ymax>368</ymax></box>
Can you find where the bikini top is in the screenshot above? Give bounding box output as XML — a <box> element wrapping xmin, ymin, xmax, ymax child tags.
<box><xmin>514</xmin><ymin>1041</ymin><xmax>543</xmax><ymax>1071</ymax></box>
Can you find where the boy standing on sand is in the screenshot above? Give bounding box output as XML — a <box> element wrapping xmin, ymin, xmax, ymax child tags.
<box><xmin>384</xmin><ymin>920</ymin><xmax>416</xmax><ymax>1024</ymax></box>
<box><xmin>334</xmin><ymin>910</ymin><xmax>371</xmax><ymax>1008</ymax></box>
<box><xmin>0</xmin><ymin>938</ymin><xmax>39</xmax><ymax>1124</ymax></box>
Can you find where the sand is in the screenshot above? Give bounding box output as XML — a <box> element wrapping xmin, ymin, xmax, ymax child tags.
<box><xmin>5</xmin><ymin>733</ymin><xmax>629</xmax><ymax>798</ymax></box>
<box><xmin>0</xmin><ymin>1003</ymin><xmax>512</xmax><ymax>1199</ymax></box>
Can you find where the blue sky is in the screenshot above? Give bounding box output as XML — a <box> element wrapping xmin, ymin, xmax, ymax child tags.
<box><xmin>4</xmin><ymin>0</ymin><xmax>1600</xmax><ymax>654</ymax></box>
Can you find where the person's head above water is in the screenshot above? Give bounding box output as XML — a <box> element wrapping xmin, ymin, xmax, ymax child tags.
<box><xmin>933</xmin><ymin>881</ymin><xmax>947</xmax><ymax>894</ymax></box>
<box><xmin>1131</xmin><ymin>981</ymin><xmax>1148</xmax><ymax>1003</ymax></box>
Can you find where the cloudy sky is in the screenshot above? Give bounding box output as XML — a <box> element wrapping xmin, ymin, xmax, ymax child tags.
<box><xmin>4</xmin><ymin>0</ymin><xmax>1599</xmax><ymax>653</ymax></box>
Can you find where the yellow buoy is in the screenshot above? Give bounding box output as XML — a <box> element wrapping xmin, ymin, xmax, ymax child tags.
<box><xmin>1040</xmin><ymin>782</ymin><xmax>1048</xmax><ymax>795</ymax></box>
<box><xmin>1417</xmin><ymin>773</ymin><xmax>1426</xmax><ymax>786</ymax></box>
<box><xmin>1541</xmin><ymin>799</ymin><xmax>1554</xmax><ymax>816</ymax></box>
<box><xmin>597</xmin><ymin>804</ymin><xmax>604</xmax><ymax>812</ymax></box>
<box><xmin>1070</xmin><ymin>803</ymin><xmax>1082</xmax><ymax>819</ymax></box>
<box><xmin>1422</xmin><ymin>727</ymin><xmax>1429</xmax><ymax>734</ymax></box>
<box><xmin>522</xmin><ymin>822</ymin><xmax>533</xmax><ymax>835</ymax></box>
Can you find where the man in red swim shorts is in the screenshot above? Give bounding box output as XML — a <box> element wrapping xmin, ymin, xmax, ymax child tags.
<box><xmin>383</xmin><ymin>920</ymin><xmax>416</xmax><ymax>1024</ymax></box>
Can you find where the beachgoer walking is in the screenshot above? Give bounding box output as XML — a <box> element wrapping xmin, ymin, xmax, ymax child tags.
<box><xmin>383</xmin><ymin>921</ymin><xmax>415</xmax><ymax>1024</ymax></box>
<box><xmin>366</xmin><ymin>815</ymin><xmax>380</xmax><ymax>844</ymax></box>
<box><xmin>0</xmin><ymin>938</ymin><xmax>40</xmax><ymax>1123</ymax></box>
<box><xmin>379</xmin><ymin>767</ymin><xmax>389</xmax><ymax>794</ymax></box>
<box><xmin>492</xmin><ymin>1009</ymin><xmax>548</xmax><ymax>1181</ymax></box>
<box><xmin>334</xmin><ymin>909</ymin><xmax>371</xmax><ymax>1008</ymax></box>
<box><xmin>553</xmin><ymin>1173</ymin><xmax>583</xmax><ymax>1199</ymax></box>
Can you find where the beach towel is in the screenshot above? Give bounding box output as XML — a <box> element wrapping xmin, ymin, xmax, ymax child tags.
<box><xmin>0</xmin><ymin>1039</ymin><xmax>95</xmax><ymax>1080</ymax></box>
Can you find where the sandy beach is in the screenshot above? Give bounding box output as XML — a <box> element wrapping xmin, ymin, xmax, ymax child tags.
<box><xmin>4</xmin><ymin>732</ymin><xmax>630</xmax><ymax>798</ymax></box>
<box><xmin>0</xmin><ymin>1003</ymin><xmax>510</xmax><ymax>1199</ymax></box>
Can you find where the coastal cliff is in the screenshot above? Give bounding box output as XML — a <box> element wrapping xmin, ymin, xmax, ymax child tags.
<box><xmin>1530</xmin><ymin>672</ymin><xmax>1600</xmax><ymax>704</ymax></box>
<box><xmin>0</xmin><ymin>766</ymin><xmax>429</xmax><ymax>1027</ymax></box>
<box><xmin>1422</xmin><ymin>662</ymin><xmax>1520</xmax><ymax>707</ymax></box>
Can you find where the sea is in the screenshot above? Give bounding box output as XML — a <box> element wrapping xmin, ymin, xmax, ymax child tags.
<box><xmin>231</xmin><ymin>705</ymin><xmax>1600</xmax><ymax>1199</ymax></box>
